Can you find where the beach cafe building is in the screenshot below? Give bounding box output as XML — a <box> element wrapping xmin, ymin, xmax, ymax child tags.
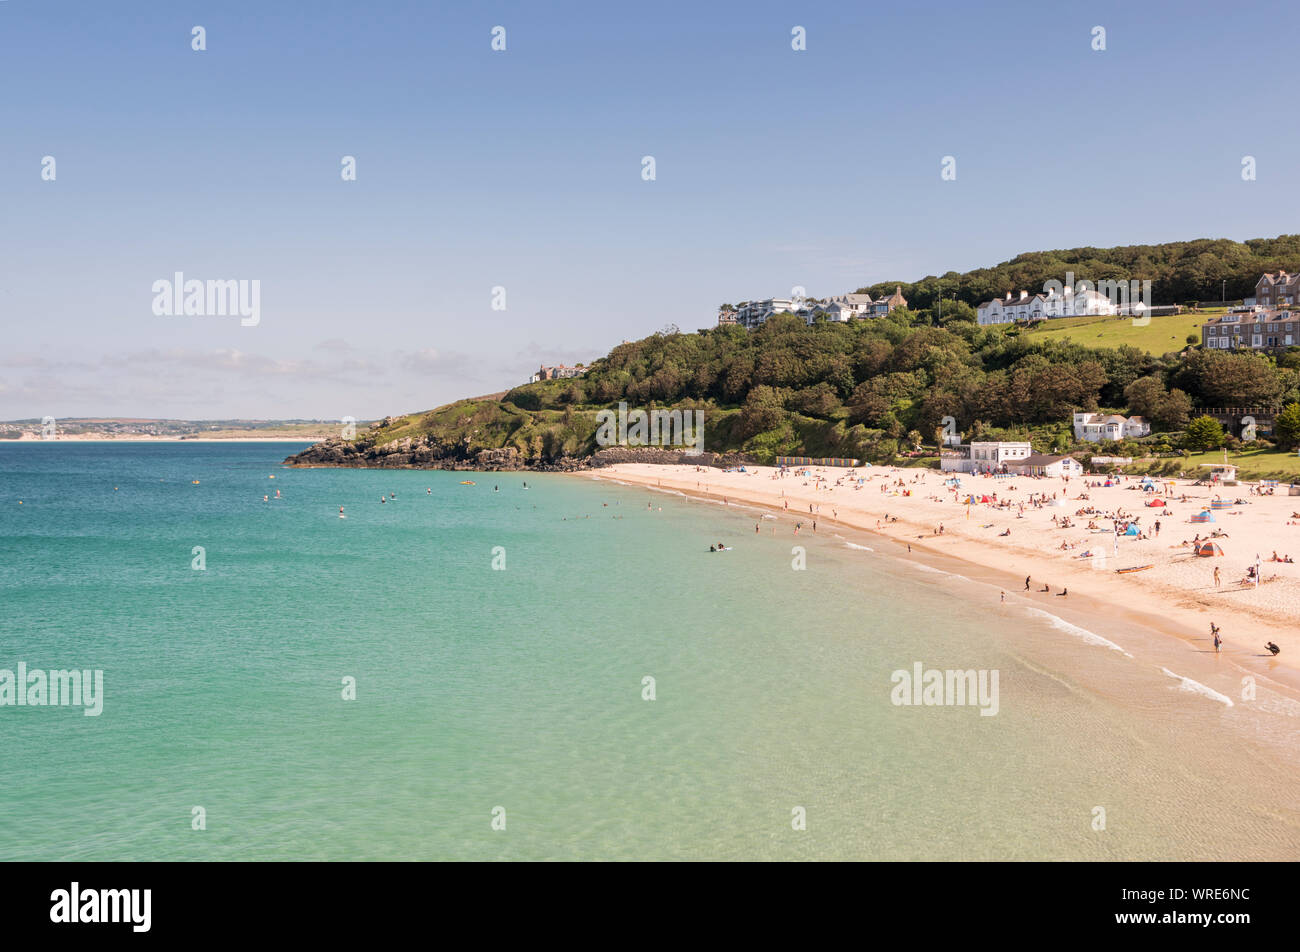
<box><xmin>940</xmin><ymin>441</ymin><xmax>1033</xmax><ymax>475</ymax></box>
<box><xmin>1004</xmin><ymin>453</ymin><xmax>1084</xmax><ymax>478</ymax></box>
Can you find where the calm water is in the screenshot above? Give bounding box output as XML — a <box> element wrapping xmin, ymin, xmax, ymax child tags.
<box><xmin>1</xmin><ymin>442</ymin><xmax>1298</xmax><ymax>860</ymax></box>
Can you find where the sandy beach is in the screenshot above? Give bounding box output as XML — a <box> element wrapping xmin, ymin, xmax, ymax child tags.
<box><xmin>582</xmin><ymin>462</ymin><xmax>1300</xmax><ymax>680</ymax></box>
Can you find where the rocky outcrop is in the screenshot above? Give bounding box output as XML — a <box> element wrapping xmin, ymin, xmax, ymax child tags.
<box><xmin>284</xmin><ymin>438</ymin><xmax>752</xmax><ymax>472</ymax></box>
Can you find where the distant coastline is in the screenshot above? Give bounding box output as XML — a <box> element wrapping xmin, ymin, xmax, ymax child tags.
<box><xmin>3</xmin><ymin>435</ymin><xmax>322</xmax><ymax>443</ymax></box>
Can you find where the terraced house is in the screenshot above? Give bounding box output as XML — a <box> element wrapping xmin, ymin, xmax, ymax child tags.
<box><xmin>1200</xmin><ymin>305</ymin><xmax>1298</xmax><ymax>350</ymax></box>
<box><xmin>976</xmin><ymin>287</ymin><xmax>1118</xmax><ymax>325</ymax></box>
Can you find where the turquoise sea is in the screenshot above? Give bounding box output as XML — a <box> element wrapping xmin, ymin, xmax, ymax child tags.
<box><xmin>2</xmin><ymin>442</ymin><xmax>1298</xmax><ymax>860</ymax></box>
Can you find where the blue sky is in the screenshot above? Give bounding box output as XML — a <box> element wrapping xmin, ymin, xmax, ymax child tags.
<box><xmin>3</xmin><ymin>0</ymin><xmax>1298</xmax><ymax>419</ymax></box>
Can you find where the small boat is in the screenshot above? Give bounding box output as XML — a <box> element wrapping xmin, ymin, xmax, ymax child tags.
<box><xmin>460</xmin><ymin>480</ymin><xmax>476</xmax><ymax>485</ymax></box>
<box><xmin>1115</xmin><ymin>564</ymin><xmax>1154</xmax><ymax>574</ymax></box>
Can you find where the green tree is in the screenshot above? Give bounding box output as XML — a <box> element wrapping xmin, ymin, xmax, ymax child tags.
<box><xmin>1155</xmin><ymin>388</ymin><xmax>1193</xmax><ymax>429</ymax></box>
<box><xmin>1184</xmin><ymin>415</ymin><xmax>1226</xmax><ymax>450</ymax></box>
<box><xmin>1273</xmin><ymin>402</ymin><xmax>1300</xmax><ymax>450</ymax></box>
<box><xmin>1124</xmin><ymin>376</ymin><xmax>1166</xmax><ymax>419</ymax></box>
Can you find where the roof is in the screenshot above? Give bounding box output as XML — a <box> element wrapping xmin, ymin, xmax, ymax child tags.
<box><xmin>1015</xmin><ymin>453</ymin><xmax>1079</xmax><ymax>466</ymax></box>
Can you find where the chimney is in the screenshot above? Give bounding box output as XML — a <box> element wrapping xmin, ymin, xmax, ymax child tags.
<box><xmin>1005</xmin><ymin>292</ymin><xmax>1011</xmax><ymax>301</ymax></box>
<box><xmin>1019</xmin><ymin>290</ymin><xmax>1028</xmax><ymax>301</ymax></box>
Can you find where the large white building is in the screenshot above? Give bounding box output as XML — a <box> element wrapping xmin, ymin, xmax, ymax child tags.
<box><xmin>977</xmin><ymin>288</ymin><xmax>1119</xmax><ymax>325</ymax></box>
<box><xmin>732</xmin><ymin>299</ymin><xmax>799</xmax><ymax>329</ymax></box>
<box><xmin>1072</xmin><ymin>412</ymin><xmax>1150</xmax><ymax>442</ymax></box>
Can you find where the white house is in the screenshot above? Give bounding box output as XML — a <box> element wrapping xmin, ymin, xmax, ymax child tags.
<box><xmin>978</xmin><ymin>288</ymin><xmax>1119</xmax><ymax>325</ymax></box>
<box><xmin>1072</xmin><ymin>412</ymin><xmax>1150</xmax><ymax>442</ymax></box>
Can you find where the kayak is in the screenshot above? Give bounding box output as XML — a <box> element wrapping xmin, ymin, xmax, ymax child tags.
<box><xmin>460</xmin><ymin>481</ymin><xmax>476</xmax><ymax>485</ymax></box>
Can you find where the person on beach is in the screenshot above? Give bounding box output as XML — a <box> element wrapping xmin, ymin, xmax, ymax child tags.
<box><xmin>1040</xmin><ymin>584</ymin><xmax>1051</xmax><ymax>592</ymax></box>
<box><xmin>1214</xmin><ymin>566</ymin><xmax>1221</xmax><ymax>587</ymax></box>
<box><xmin>1000</xmin><ymin>591</ymin><xmax>1005</xmax><ymax>603</ymax></box>
<box><xmin>1025</xmin><ymin>576</ymin><xmax>1031</xmax><ymax>591</ymax></box>
<box><xmin>1211</xmin><ymin>624</ymin><xmax>1221</xmax><ymax>651</ymax></box>
<box><xmin>1266</xmin><ymin>641</ymin><xmax>1281</xmax><ymax>656</ymax></box>
<box><xmin>1056</xmin><ymin>588</ymin><xmax>1068</xmax><ymax>596</ymax></box>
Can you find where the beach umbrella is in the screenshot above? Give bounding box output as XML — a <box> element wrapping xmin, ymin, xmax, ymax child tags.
<box><xmin>1195</xmin><ymin>542</ymin><xmax>1225</xmax><ymax>557</ymax></box>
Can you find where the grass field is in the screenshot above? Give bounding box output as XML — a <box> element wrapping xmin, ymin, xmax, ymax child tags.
<box><xmin>1121</xmin><ymin>448</ymin><xmax>1300</xmax><ymax>482</ymax></box>
<box><xmin>1011</xmin><ymin>307</ymin><xmax>1226</xmax><ymax>354</ymax></box>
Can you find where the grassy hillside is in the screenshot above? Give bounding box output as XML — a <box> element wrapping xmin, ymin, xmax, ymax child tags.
<box><xmin>1014</xmin><ymin>308</ymin><xmax>1224</xmax><ymax>355</ymax></box>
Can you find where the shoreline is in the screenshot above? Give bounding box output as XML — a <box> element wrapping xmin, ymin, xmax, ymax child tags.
<box><xmin>2</xmin><ymin>437</ymin><xmax>322</xmax><ymax>443</ymax></box>
<box><xmin>576</xmin><ymin>463</ymin><xmax>1300</xmax><ymax>694</ymax></box>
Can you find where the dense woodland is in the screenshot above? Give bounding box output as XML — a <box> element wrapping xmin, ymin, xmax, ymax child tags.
<box><xmin>856</xmin><ymin>235</ymin><xmax>1300</xmax><ymax>311</ymax></box>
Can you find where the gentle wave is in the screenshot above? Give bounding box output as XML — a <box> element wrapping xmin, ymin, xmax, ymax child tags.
<box><xmin>911</xmin><ymin>562</ymin><xmax>954</xmax><ymax>577</ymax></box>
<box><xmin>1161</xmin><ymin>667</ymin><xmax>1235</xmax><ymax>707</ymax></box>
<box><xmin>1025</xmin><ymin>607</ymin><xmax>1134</xmax><ymax>657</ymax></box>
<box><xmin>843</xmin><ymin>542</ymin><xmax>874</xmax><ymax>552</ymax></box>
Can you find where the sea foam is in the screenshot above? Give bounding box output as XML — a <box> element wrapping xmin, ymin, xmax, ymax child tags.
<box><xmin>1025</xmin><ymin>607</ymin><xmax>1133</xmax><ymax>657</ymax></box>
<box><xmin>1161</xmin><ymin>667</ymin><xmax>1234</xmax><ymax>707</ymax></box>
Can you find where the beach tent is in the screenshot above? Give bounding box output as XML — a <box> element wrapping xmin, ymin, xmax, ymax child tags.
<box><xmin>1195</xmin><ymin>542</ymin><xmax>1225</xmax><ymax>557</ymax></box>
<box><xmin>1123</xmin><ymin>524</ymin><xmax>1140</xmax><ymax>536</ymax></box>
<box><xmin>1210</xmin><ymin>499</ymin><xmax>1235</xmax><ymax>509</ymax></box>
<box><xmin>1145</xmin><ymin>499</ymin><xmax>1165</xmax><ymax>508</ymax></box>
<box><xmin>980</xmin><ymin>495</ymin><xmax>993</xmax><ymax>503</ymax></box>
<box><xmin>1190</xmin><ymin>511</ymin><xmax>1215</xmax><ymax>523</ymax></box>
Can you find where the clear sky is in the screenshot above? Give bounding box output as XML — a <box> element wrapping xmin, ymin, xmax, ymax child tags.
<box><xmin>3</xmin><ymin>0</ymin><xmax>1298</xmax><ymax>420</ymax></box>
